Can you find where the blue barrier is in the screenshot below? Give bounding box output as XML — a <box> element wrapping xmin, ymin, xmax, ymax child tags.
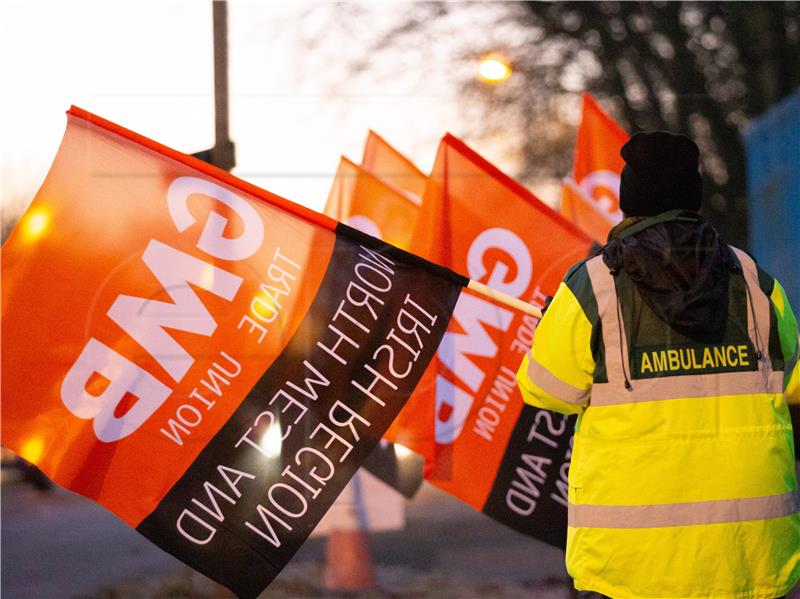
<box><xmin>745</xmin><ymin>88</ymin><xmax>800</xmax><ymax>313</ymax></box>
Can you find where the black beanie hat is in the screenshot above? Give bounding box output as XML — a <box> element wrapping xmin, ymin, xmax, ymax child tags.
<box><xmin>619</xmin><ymin>131</ymin><xmax>703</xmax><ymax>217</ymax></box>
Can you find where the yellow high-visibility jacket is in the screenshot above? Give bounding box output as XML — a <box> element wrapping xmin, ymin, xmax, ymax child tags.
<box><xmin>517</xmin><ymin>229</ymin><xmax>799</xmax><ymax>598</ymax></box>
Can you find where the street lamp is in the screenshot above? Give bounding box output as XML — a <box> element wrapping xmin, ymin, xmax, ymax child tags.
<box><xmin>20</xmin><ymin>206</ymin><xmax>50</xmax><ymax>244</ymax></box>
<box><xmin>478</xmin><ymin>54</ymin><xmax>512</xmax><ymax>84</ymax></box>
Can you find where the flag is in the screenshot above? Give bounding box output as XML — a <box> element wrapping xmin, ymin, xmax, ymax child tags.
<box><xmin>1</xmin><ymin>108</ymin><xmax>466</xmax><ymax>598</ymax></box>
<box><xmin>561</xmin><ymin>93</ymin><xmax>629</xmax><ymax>241</ymax></box>
<box><xmin>325</xmin><ymin>141</ymin><xmax>427</xmax><ymax>500</ymax></box>
<box><xmin>386</xmin><ymin>134</ymin><xmax>593</xmax><ymax>548</ymax></box>
<box><xmin>361</xmin><ymin>130</ymin><xmax>427</xmax><ymax>200</ymax></box>
<box><xmin>561</xmin><ymin>180</ymin><xmax>617</xmax><ymax>244</ymax></box>
<box><xmin>324</xmin><ymin>156</ymin><xmax>421</xmax><ymax>249</ymax></box>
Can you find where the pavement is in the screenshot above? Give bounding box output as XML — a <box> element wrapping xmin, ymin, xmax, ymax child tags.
<box><xmin>3</xmin><ymin>477</ymin><xmax>798</xmax><ymax>598</ymax></box>
<box><xmin>1</xmin><ymin>478</ymin><xmax>569</xmax><ymax>598</ymax></box>
<box><xmin>1</xmin><ymin>481</ymin><xmax>185</xmax><ymax>598</ymax></box>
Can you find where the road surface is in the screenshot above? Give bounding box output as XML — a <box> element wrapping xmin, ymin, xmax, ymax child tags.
<box><xmin>1</xmin><ymin>479</ymin><xmax>568</xmax><ymax>598</ymax></box>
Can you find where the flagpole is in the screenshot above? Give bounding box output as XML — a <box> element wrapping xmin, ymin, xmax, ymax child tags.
<box><xmin>210</xmin><ymin>0</ymin><xmax>235</xmax><ymax>171</ymax></box>
<box><xmin>467</xmin><ymin>280</ymin><xmax>543</xmax><ymax>319</ymax></box>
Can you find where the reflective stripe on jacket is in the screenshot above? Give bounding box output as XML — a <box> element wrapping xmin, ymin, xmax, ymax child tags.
<box><xmin>517</xmin><ymin>246</ymin><xmax>800</xmax><ymax>599</ymax></box>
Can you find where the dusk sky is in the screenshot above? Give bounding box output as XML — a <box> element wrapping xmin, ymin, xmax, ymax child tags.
<box><xmin>1</xmin><ymin>1</ymin><xmax>501</xmax><ymax>223</ymax></box>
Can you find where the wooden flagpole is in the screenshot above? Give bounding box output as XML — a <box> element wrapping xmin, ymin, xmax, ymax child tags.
<box><xmin>467</xmin><ymin>280</ymin><xmax>543</xmax><ymax>319</ymax></box>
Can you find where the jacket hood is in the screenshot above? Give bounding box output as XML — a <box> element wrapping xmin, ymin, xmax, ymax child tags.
<box><xmin>601</xmin><ymin>210</ymin><xmax>736</xmax><ymax>343</ymax></box>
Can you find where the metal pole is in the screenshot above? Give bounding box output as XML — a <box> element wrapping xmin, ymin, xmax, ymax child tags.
<box><xmin>211</xmin><ymin>0</ymin><xmax>235</xmax><ymax>171</ymax></box>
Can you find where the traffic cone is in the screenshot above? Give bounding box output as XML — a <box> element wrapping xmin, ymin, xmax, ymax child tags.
<box><xmin>323</xmin><ymin>473</ymin><xmax>376</xmax><ymax>592</ymax></box>
<box><xmin>323</xmin><ymin>527</ymin><xmax>376</xmax><ymax>591</ymax></box>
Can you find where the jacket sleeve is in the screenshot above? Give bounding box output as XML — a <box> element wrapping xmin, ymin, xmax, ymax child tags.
<box><xmin>516</xmin><ymin>281</ymin><xmax>595</xmax><ymax>416</ymax></box>
<box><xmin>771</xmin><ymin>279</ymin><xmax>800</xmax><ymax>404</ymax></box>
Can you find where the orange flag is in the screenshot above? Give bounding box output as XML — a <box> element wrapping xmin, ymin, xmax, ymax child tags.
<box><xmin>561</xmin><ymin>93</ymin><xmax>629</xmax><ymax>241</ymax></box>
<box><xmin>324</xmin><ymin>156</ymin><xmax>420</xmax><ymax>249</ymax></box>
<box><xmin>324</xmin><ymin>140</ymin><xmax>426</xmax><ymax>479</ymax></box>
<box><xmin>561</xmin><ymin>182</ymin><xmax>618</xmax><ymax>243</ymax></box>
<box><xmin>324</xmin><ymin>145</ymin><xmax>428</xmax><ymax>497</ymax></box>
<box><xmin>386</xmin><ymin>134</ymin><xmax>593</xmax><ymax>548</ymax></box>
<box><xmin>1</xmin><ymin>108</ymin><xmax>467</xmax><ymax>597</ymax></box>
<box><xmin>361</xmin><ymin>130</ymin><xmax>427</xmax><ymax>200</ymax></box>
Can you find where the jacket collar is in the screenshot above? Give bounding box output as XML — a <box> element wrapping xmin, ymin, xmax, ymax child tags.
<box><xmin>608</xmin><ymin>209</ymin><xmax>703</xmax><ymax>243</ymax></box>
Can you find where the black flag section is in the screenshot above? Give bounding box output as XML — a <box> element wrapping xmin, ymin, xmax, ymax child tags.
<box><xmin>481</xmin><ymin>407</ymin><xmax>575</xmax><ymax>549</ymax></box>
<box><xmin>137</xmin><ymin>229</ymin><xmax>464</xmax><ymax>598</ymax></box>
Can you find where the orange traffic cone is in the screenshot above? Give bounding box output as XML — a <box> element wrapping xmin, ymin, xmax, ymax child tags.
<box><xmin>323</xmin><ymin>527</ymin><xmax>376</xmax><ymax>591</ymax></box>
<box><xmin>322</xmin><ymin>473</ymin><xmax>376</xmax><ymax>592</ymax></box>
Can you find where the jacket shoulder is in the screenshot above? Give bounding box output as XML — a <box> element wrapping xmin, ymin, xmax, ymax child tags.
<box><xmin>563</xmin><ymin>255</ymin><xmax>598</xmax><ymax>283</ymax></box>
<box><xmin>729</xmin><ymin>245</ymin><xmax>775</xmax><ymax>296</ymax></box>
<box><xmin>562</xmin><ymin>257</ymin><xmax>601</xmax><ymax>325</ymax></box>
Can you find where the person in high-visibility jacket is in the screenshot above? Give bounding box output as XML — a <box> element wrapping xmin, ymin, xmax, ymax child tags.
<box><xmin>517</xmin><ymin>131</ymin><xmax>799</xmax><ymax>599</ymax></box>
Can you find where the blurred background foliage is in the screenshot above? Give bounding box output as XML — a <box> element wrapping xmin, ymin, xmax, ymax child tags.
<box><xmin>326</xmin><ymin>1</ymin><xmax>800</xmax><ymax>248</ymax></box>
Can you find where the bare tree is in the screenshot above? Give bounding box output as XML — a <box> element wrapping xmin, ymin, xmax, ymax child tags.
<box><xmin>343</xmin><ymin>1</ymin><xmax>800</xmax><ymax>247</ymax></box>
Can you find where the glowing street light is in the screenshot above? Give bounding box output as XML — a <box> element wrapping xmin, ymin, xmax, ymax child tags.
<box><xmin>21</xmin><ymin>206</ymin><xmax>50</xmax><ymax>243</ymax></box>
<box><xmin>259</xmin><ymin>421</ymin><xmax>283</xmax><ymax>459</ymax></box>
<box><xmin>21</xmin><ymin>436</ymin><xmax>45</xmax><ymax>463</ymax></box>
<box><xmin>393</xmin><ymin>443</ymin><xmax>413</xmax><ymax>460</ymax></box>
<box><xmin>478</xmin><ymin>55</ymin><xmax>512</xmax><ymax>84</ymax></box>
